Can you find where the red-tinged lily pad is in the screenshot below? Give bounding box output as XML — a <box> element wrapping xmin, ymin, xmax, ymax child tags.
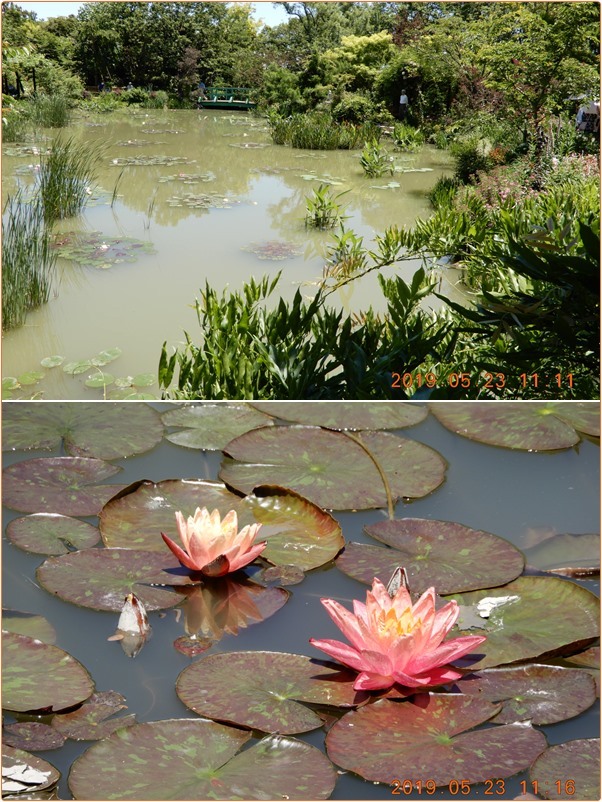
<box><xmin>51</xmin><ymin>691</ymin><xmax>136</xmax><ymax>740</ymax></box>
<box><xmin>529</xmin><ymin>739</ymin><xmax>600</xmax><ymax>800</ymax></box>
<box><xmin>6</xmin><ymin>514</ymin><xmax>100</xmax><ymax>555</ymax></box>
<box><xmin>565</xmin><ymin>645</ymin><xmax>599</xmax><ymax>669</ymax></box>
<box><xmin>251</xmin><ymin>401</ymin><xmax>427</xmax><ymax>430</ymax></box>
<box><xmin>99</xmin><ymin>480</ymin><xmax>344</xmax><ymax>571</ymax></box>
<box><xmin>161</xmin><ymin>403</ymin><xmax>273</xmax><ymax>450</ymax></box>
<box><xmin>1</xmin><ymin>402</ymin><xmax>164</xmax><ymax>459</ymax></box>
<box><xmin>2</xmin><ymin>745</ymin><xmax>60</xmax><ymax>795</ymax></box>
<box><xmin>2</xmin><ymin>722</ymin><xmax>66</xmax><ymax>752</ymax></box>
<box><xmin>176</xmin><ymin>652</ymin><xmax>363</xmax><ymax>734</ymax></box>
<box><xmin>2</xmin><ymin>610</ymin><xmax>56</xmax><ymax>643</ymax></box>
<box><xmin>430</xmin><ymin>403</ymin><xmax>582</xmax><ymax>450</ymax></box>
<box><xmin>257</xmin><ymin>564</ymin><xmax>306</xmax><ymax>585</ymax></box>
<box><xmin>337</xmin><ymin>519</ymin><xmax>524</xmax><ymax>594</ymax></box>
<box><xmin>547</xmin><ymin>402</ymin><xmax>600</xmax><ymax>438</ymax></box>
<box><xmin>36</xmin><ymin>549</ymin><xmax>182</xmax><ymax>612</ymax></box>
<box><xmin>220</xmin><ymin>427</ymin><xmax>446</xmax><ymax>510</ymax></box>
<box><xmin>2</xmin><ymin>457</ymin><xmax>124</xmax><ymax>515</ymax></box>
<box><xmin>326</xmin><ymin>693</ymin><xmax>546</xmax><ymax>786</ymax></box>
<box><xmin>2</xmin><ymin>631</ymin><xmax>94</xmax><ymax>713</ymax></box>
<box><xmin>68</xmin><ymin>719</ymin><xmax>337</xmax><ymax>800</ymax></box>
<box><xmin>447</xmin><ymin>577</ymin><xmax>600</xmax><ymax>669</ymax></box>
<box><xmin>457</xmin><ymin>665</ymin><xmax>597</xmax><ymax>724</ymax></box>
<box><xmin>523</xmin><ymin>532</ymin><xmax>600</xmax><ymax>575</ymax></box>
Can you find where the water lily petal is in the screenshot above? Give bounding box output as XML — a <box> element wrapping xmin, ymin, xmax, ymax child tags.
<box><xmin>309</xmin><ymin>637</ymin><xmax>364</xmax><ymax>671</ymax></box>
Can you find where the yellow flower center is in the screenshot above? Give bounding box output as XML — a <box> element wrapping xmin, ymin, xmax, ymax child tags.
<box><xmin>377</xmin><ymin>607</ymin><xmax>421</xmax><ymax>638</ymax></box>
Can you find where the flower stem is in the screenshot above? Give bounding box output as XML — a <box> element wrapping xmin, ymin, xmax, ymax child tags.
<box><xmin>343</xmin><ymin>431</ymin><xmax>395</xmax><ymax>520</ymax></box>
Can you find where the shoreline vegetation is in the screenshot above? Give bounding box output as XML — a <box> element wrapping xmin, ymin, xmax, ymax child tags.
<box><xmin>2</xmin><ymin>1</ymin><xmax>599</xmax><ymax>399</ymax></box>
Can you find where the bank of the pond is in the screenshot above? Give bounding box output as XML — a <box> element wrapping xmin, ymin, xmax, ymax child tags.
<box><xmin>1</xmin><ymin>108</ymin><xmax>454</xmax><ymax>400</ymax></box>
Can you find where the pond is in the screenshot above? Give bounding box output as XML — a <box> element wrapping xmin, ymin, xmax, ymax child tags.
<box><xmin>2</xmin><ymin>400</ymin><xmax>600</xmax><ymax>800</ymax></box>
<box><xmin>1</xmin><ymin>108</ymin><xmax>454</xmax><ymax>400</ymax></box>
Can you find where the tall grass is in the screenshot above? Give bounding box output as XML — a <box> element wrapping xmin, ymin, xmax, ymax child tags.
<box><xmin>269</xmin><ymin>111</ymin><xmax>379</xmax><ymax>150</ymax></box>
<box><xmin>30</xmin><ymin>93</ymin><xmax>71</xmax><ymax>128</ymax></box>
<box><xmin>2</xmin><ymin>191</ymin><xmax>57</xmax><ymax>331</ymax></box>
<box><xmin>36</xmin><ymin>137</ymin><xmax>104</xmax><ymax>223</ymax></box>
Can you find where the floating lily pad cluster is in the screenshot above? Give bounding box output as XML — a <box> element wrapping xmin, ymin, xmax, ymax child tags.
<box><xmin>110</xmin><ymin>154</ymin><xmax>193</xmax><ymax>166</ymax></box>
<box><xmin>166</xmin><ymin>191</ymin><xmax>242</xmax><ymax>209</ymax></box>
<box><xmin>157</xmin><ymin>171</ymin><xmax>215</xmax><ymax>184</ymax></box>
<box><xmin>228</xmin><ymin>141</ymin><xmax>269</xmax><ymax>149</ymax></box>
<box><xmin>1</xmin><ymin>401</ymin><xmax>599</xmax><ymax>800</ymax></box>
<box><xmin>51</xmin><ymin>231</ymin><xmax>156</xmax><ymax>269</ymax></box>
<box><xmin>241</xmin><ymin>240</ymin><xmax>303</xmax><ymax>261</ymax></box>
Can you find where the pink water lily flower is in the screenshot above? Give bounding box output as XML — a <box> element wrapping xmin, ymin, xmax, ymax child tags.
<box><xmin>310</xmin><ymin>577</ymin><xmax>486</xmax><ymax>691</ymax></box>
<box><xmin>162</xmin><ymin>507</ymin><xmax>267</xmax><ymax>577</ymax></box>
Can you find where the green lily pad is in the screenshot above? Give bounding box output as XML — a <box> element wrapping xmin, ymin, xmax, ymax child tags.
<box><xmin>40</xmin><ymin>355</ymin><xmax>65</xmax><ymax>368</ymax></box>
<box><xmin>2</xmin><ymin>631</ymin><xmax>94</xmax><ymax>713</ymax></box>
<box><xmin>529</xmin><ymin>739</ymin><xmax>600</xmax><ymax>800</ymax></box>
<box><xmin>131</xmin><ymin>373</ymin><xmax>155</xmax><ymax>387</ymax></box>
<box><xmin>1</xmin><ymin>402</ymin><xmax>164</xmax><ymax>459</ymax></box>
<box><xmin>99</xmin><ymin>480</ymin><xmax>344</xmax><ymax>571</ymax></box>
<box><xmin>2</xmin><ymin>377</ymin><xmax>20</xmax><ymax>391</ymax></box>
<box><xmin>111</xmin><ymin>154</ymin><xmax>193</xmax><ymax>166</ymax></box>
<box><xmin>17</xmin><ymin>371</ymin><xmax>45</xmax><ymax>386</ymax></box>
<box><xmin>325</xmin><ymin>693</ymin><xmax>546</xmax><ymax>786</ymax></box>
<box><xmin>68</xmin><ymin>719</ymin><xmax>336</xmax><ymax>800</ymax></box>
<box><xmin>2</xmin><ymin>722</ymin><xmax>66</xmax><ymax>751</ymax></box>
<box><xmin>84</xmin><ymin>372</ymin><xmax>115</xmax><ymax>388</ymax></box>
<box><xmin>2</xmin><ymin>457</ymin><xmax>124</xmax><ymax>515</ymax></box>
<box><xmin>36</xmin><ymin>549</ymin><xmax>182</xmax><ymax>611</ymax></box>
<box><xmin>430</xmin><ymin>403</ymin><xmax>584</xmax><ymax>450</ymax></box>
<box><xmin>90</xmin><ymin>347</ymin><xmax>122</xmax><ymax>367</ymax></box>
<box><xmin>6</xmin><ymin>513</ymin><xmax>100</xmax><ymax>555</ymax></box>
<box><xmin>52</xmin><ymin>231</ymin><xmax>156</xmax><ymax>269</ymax></box>
<box><xmin>458</xmin><ymin>665</ymin><xmax>597</xmax><ymax>724</ymax></box>
<box><xmin>177</xmin><ymin>652</ymin><xmax>362</xmax><ymax>733</ymax></box>
<box><xmin>2</xmin><ymin>744</ymin><xmax>60</xmax><ymax>795</ymax></box>
<box><xmin>51</xmin><ymin>691</ymin><xmax>136</xmax><ymax>740</ymax></box>
<box><xmin>547</xmin><ymin>402</ymin><xmax>600</xmax><ymax>437</ymax></box>
<box><xmin>336</xmin><ymin>519</ymin><xmax>524</xmax><ymax>594</ymax></box>
<box><xmin>220</xmin><ymin>426</ymin><xmax>446</xmax><ymax>510</ymax></box>
<box><xmin>1</xmin><ymin>610</ymin><xmax>56</xmax><ymax>644</ymax></box>
<box><xmin>448</xmin><ymin>577</ymin><xmax>600</xmax><ymax>669</ymax></box>
<box><xmin>250</xmin><ymin>402</ymin><xmax>428</xmax><ymax>430</ymax></box>
<box><xmin>162</xmin><ymin>403</ymin><xmax>274</xmax><ymax>450</ymax></box>
<box><xmin>63</xmin><ymin>360</ymin><xmax>93</xmax><ymax>375</ymax></box>
<box><xmin>523</xmin><ymin>532</ymin><xmax>600</xmax><ymax>574</ymax></box>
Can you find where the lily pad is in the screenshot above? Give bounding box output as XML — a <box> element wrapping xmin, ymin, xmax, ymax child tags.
<box><xmin>18</xmin><ymin>371</ymin><xmax>45</xmax><ymax>386</ymax></box>
<box><xmin>1</xmin><ymin>402</ymin><xmax>163</xmax><ymax>459</ymax></box>
<box><xmin>2</xmin><ymin>631</ymin><xmax>94</xmax><ymax>713</ymax></box>
<box><xmin>52</xmin><ymin>231</ymin><xmax>156</xmax><ymax>268</ymax></box>
<box><xmin>1</xmin><ymin>610</ymin><xmax>56</xmax><ymax>643</ymax></box>
<box><xmin>36</xmin><ymin>549</ymin><xmax>182</xmax><ymax>611</ymax></box>
<box><xmin>523</xmin><ymin>532</ymin><xmax>600</xmax><ymax>574</ymax></box>
<box><xmin>325</xmin><ymin>693</ymin><xmax>546</xmax><ymax>786</ymax></box>
<box><xmin>99</xmin><ymin>480</ymin><xmax>344</xmax><ymax>570</ymax></box>
<box><xmin>158</xmin><ymin>171</ymin><xmax>215</xmax><ymax>183</ymax></box>
<box><xmin>177</xmin><ymin>651</ymin><xmax>362</xmax><ymax>733</ymax></box>
<box><xmin>162</xmin><ymin>403</ymin><xmax>274</xmax><ymax>450</ymax></box>
<box><xmin>111</xmin><ymin>154</ymin><xmax>193</xmax><ymax>166</ymax></box>
<box><xmin>546</xmin><ymin>402</ymin><xmax>600</xmax><ymax>437</ymax></box>
<box><xmin>220</xmin><ymin>426</ymin><xmax>446</xmax><ymax>510</ymax></box>
<box><xmin>68</xmin><ymin>719</ymin><xmax>336</xmax><ymax>800</ymax></box>
<box><xmin>565</xmin><ymin>645</ymin><xmax>600</xmax><ymax>669</ymax></box>
<box><xmin>51</xmin><ymin>691</ymin><xmax>136</xmax><ymax>740</ymax></box>
<box><xmin>430</xmin><ymin>403</ymin><xmax>583</xmax><ymax>450</ymax></box>
<box><xmin>40</xmin><ymin>355</ymin><xmax>65</xmax><ymax>368</ymax></box>
<box><xmin>6</xmin><ymin>514</ymin><xmax>100</xmax><ymax>555</ymax></box>
<box><xmin>63</xmin><ymin>360</ymin><xmax>93</xmax><ymax>375</ymax></box>
<box><xmin>2</xmin><ymin>722</ymin><xmax>66</xmax><ymax>752</ymax></box>
<box><xmin>84</xmin><ymin>372</ymin><xmax>115</xmax><ymax>388</ymax></box>
<box><xmin>166</xmin><ymin>191</ymin><xmax>242</xmax><ymax>210</ymax></box>
<box><xmin>241</xmin><ymin>240</ymin><xmax>303</xmax><ymax>261</ymax></box>
<box><xmin>2</xmin><ymin>457</ymin><xmax>124</xmax><ymax>515</ymax></box>
<box><xmin>90</xmin><ymin>347</ymin><xmax>122</xmax><ymax>366</ymax></box>
<box><xmin>2</xmin><ymin>377</ymin><xmax>20</xmax><ymax>391</ymax></box>
<box><xmin>2</xmin><ymin>745</ymin><xmax>60</xmax><ymax>795</ymax></box>
<box><xmin>447</xmin><ymin>576</ymin><xmax>600</xmax><ymax>669</ymax></box>
<box><xmin>250</xmin><ymin>402</ymin><xmax>428</xmax><ymax>430</ymax></box>
<box><xmin>458</xmin><ymin>665</ymin><xmax>597</xmax><ymax>724</ymax></box>
<box><xmin>529</xmin><ymin>739</ymin><xmax>600</xmax><ymax>800</ymax></box>
<box><xmin>336</xmin><ymin>519</ymin><xmax>524</xmax><ymax>594</ymax></box>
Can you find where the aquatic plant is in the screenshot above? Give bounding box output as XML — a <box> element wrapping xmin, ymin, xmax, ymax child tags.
<box><xmin>392</xmin><ymin>122</ymin><xmax>425</xmax><ymax>152</ymax></box>
<box><xmin>360</xmin><ymin>138</ymin><xmax>394</xmax><ymax>178</ymax></box>
<box><xmin>1</xmin><ymin>191</ymin><xmax>56</xmax><ymax>331</ymax></box>
<box><xmin>162</xmin><ymin>507</ymin><xmax>267</xmax><ymax>576</ymax></box>
<box><xmin>310</xmin><ymin>575</ymin><xmax>487</xmax><ymax>691</ymax></box>
<box><xmin>305</xmin><ymin>183</ymin><xmax>348</xmax><ymax>229</ymax></box>
<box><xmin>241</xmin><ymin>240</ymin><xmax>303</xmax><ymax>261</ymax></box>
<box><xmin>30</xmin><ymin>93</ymin><xmax>71</xmax><ymax>128</ymax></box>
<box><xmin>51</xmin><ymin>231</ymin><xmax>156</xmax><ymax>269</ymax></box>
<box><xmin>269</xmin><ymin>111</ymin><xmax>379</xmax><ymax>151</ymax></box>
<box><xmin>36</xmin><ymin>137</ymin><xmax>103</xmax><ymax>223</ymax></box>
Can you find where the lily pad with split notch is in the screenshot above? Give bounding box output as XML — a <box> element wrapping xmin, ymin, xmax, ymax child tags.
<box><xmin>457</xmin><ymin>664</ymin><xmax>597</xmax><ymax>724</ymax></box>
<box><xmin>1</xmin><ymin>610</ymin><xmax>56</xmax><ymax>643</ymax></box>
<box><xmin>162</xmin><ymin>403</ymin><xmax>274</xmax><ymax>450</ymax></box>
<box><xmin>6</xmin><ymin>513</ymin><xmax>100</xmax><ymax>555</ymax></box>
<box><xmin>51</xmin><ymin>691</ymin><xmax>136</xmax><ymax>740</ymax></box>
<box><xmin>1</xmin><ymin>402</ymin><xmax>163</xmax><ymax>459</ymax></box>
<box><xmin>523</xmin><ymin>532</ymin><xmax>600</xmax><ymax>576</ymax></box>
<box><xmin>250</xmin><ymin>401</ymin><xmax>427</xmax><ymax>430</ymax></box>
<box><xmin>68</xmin><ymin>719</ymin><xmax>337</xmax><ymax>800</ymax></box>
<box><xmin>176</xmin><ymin>651</ymin><xmax>362</xmax><ymax>733</ymax></box>
<box><xmin>325</xmin><ymin>693</ymin><xmax>547</xmax><ymax>786</ymax></box>
<box><xmin>2</xmin><ymin>631</ymin><xmax>94</xmax><ymax>713</ymax></box>
<box><xmin>336</xmin><ymin>519</ymin><xmax>524</xmax><ymax>594</ymax></box>
<box><xmin>447</xmin><ymin>576</ymin><xmax>600</xmax><ymax>669</ymax></box>
<box><xmin>36</xmin><ymin>549</ymin><xmax>182</xmax><ymax>611</ymax></box>
<box><xmin>2</xmin><ymin>722</ymin><xmax>66</xmax><ymax>752</ymax></box>
<box><xmin>220</xmin><ymin>426</ymin><xmax>446</xmax><ymax>510</ymax></box>
<box><xmin>529</xmin><ymin>739</ymin><xmax>600</xmax><ymax>800</ymax></box>
<box><xmin>2</xmin><ymin>457</ymin><xmax>124</xmax><ymax>515</ymax></box>
<box><xmin>430</xmin><ymin>403</ymin><xmax>592</xmax><ymax>450</ymax></box>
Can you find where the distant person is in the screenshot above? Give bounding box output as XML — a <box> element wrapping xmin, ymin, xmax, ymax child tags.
<box><xmin>126</xmin><ymin>81</ymin><xmax>133</xmax><ymax>91</ymax></box>
<box><xmin>98</xmin><ymin>81</ymin><xmax>105</xmax><ymax>93</ymax></box>
<box><xmin>399</xmin><ymin>90</ymin><xmax>409</xmax><ymax>120</ymax></box>
<box><xmin>198</xmin><ymin>80</ymin><xmax>207</xmax><ymax>100</ymax></box>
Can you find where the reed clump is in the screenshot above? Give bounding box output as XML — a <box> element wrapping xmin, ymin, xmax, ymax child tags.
<box><xmin>37</xmin><ymin>136</ymin><xmax>103</xmax><ymax>223</ymax></box>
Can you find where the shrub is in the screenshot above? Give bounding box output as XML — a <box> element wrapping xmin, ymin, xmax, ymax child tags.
<box><xmin>144</xmin><ymin>90</ymin><xmax>169</xmax><ymax>109</ymax></box>
<box><xmin>122</xmin><ymin>87</ymin><xmax>150</xmax><ymax>105</ymax></box>
<box><xmin>331</xmin><ymin>92</ymin><xmax>373</xmax><ymax>125</ymax></box>
<box><xmin>428</xmin><ymin>177</ymin><xmax>460</xmax><ymax>210</ymax></box>
<box><xmin>450</xmin><ymin>138</ymin><xmax>490</xmax><ymax>183</ymax></box>
<box><xmin>1</xmin><ymin>101</ymin><xmax>31</xmax><ymax>142</ymax></box>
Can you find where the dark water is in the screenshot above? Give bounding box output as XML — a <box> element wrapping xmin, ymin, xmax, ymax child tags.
<box><xmin>2</xmin><ymin>402</ymin><xmax>599</xmax><ymax>799</ymax></box>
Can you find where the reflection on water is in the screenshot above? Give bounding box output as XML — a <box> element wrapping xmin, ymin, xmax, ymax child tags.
<box><xmin>2</xmin><ymin>109</ymin><xmax>453</xmax><ymax>399</ymax></box>
<box><xmin>1</xmin><ymin>404</ymin><xmax>599</xmax><ymax>799</ymax></box>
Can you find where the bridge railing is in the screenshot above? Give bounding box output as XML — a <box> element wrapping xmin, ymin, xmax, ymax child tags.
<box><xmin>203</xmin><ymin>86</ymin><xmax>254</xmax><ymax>102</ymax></box>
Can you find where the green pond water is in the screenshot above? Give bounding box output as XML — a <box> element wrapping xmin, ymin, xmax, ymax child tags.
<box><xmin>2</xmin><ymin>401</ymin><xmax>599</xmax><ymax>800</ymax></box>
<box><xmin>1</xmin><ymin>108</ymin><xmax>456</xmax><ymax>400</ymax></box>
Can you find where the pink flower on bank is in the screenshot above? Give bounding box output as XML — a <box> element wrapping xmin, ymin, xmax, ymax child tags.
<box><xmin>162</xmin><ymin>507</ymin><xmax>267</xmax><ymax>577</ymax></box>
<box><xmin>310</xmin><ymin>577</ymin><xmax>486</xmax><ymax>691</ymax></box>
